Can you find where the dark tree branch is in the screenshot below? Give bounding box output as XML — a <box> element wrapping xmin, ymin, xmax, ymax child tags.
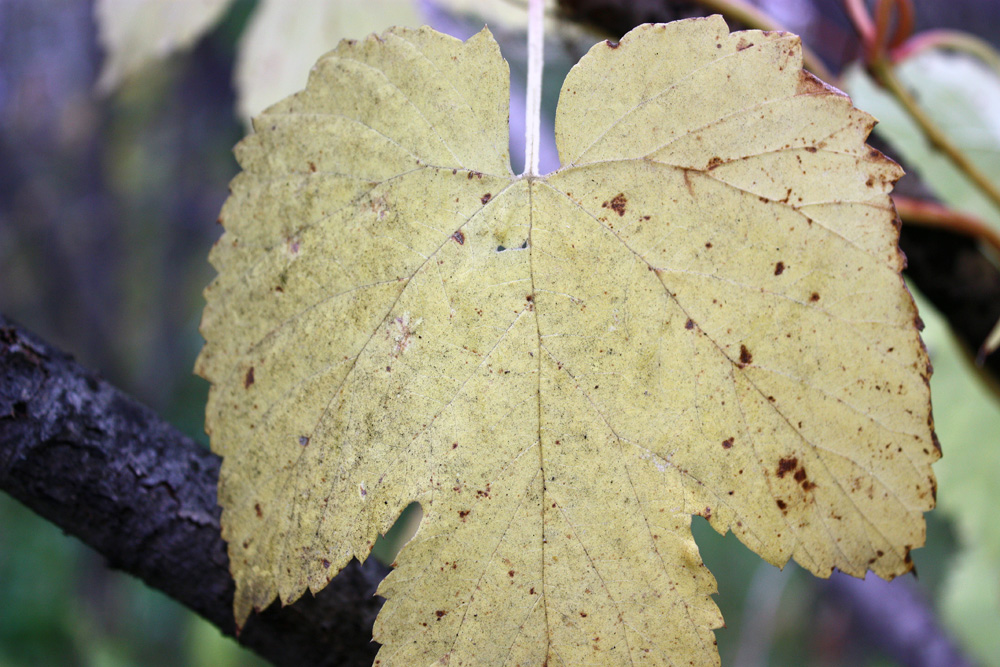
<box><xmin>823</xmin><ymin>572</ymin><xmax>975</xmax><ymax>667</ymax></box>
<box><xmin>0</xmin><ymin>315</ymin><xmax>388</xmax><ymax>667</ymax></box>
<box><xmin>900</xmin><ymin>224</ymin><xmax>1000</xmax><ymax>388</ymax></box>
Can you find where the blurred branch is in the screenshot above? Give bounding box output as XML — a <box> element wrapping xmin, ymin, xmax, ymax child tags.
<box><xmin>899</xmin><ymin>223</ymin><xmax>1000</xmax><ymax>392</ymax></box>
<box><xmin>847</xmin><ymin>0</ymin><xmax>1000</xmax><ymax>215</ymax></box>
<box><xmin>843</xmin><ymin>0</ymin><xmax>875</xmax><ymax>46</ymax></box>
<box><xmin>895</xmin><ymin>195</ymin><xmax>1000</xmax><ymax>260</ymax></box>
<box><xmin>733</xmin><ymin>564</ymin><xmax>793</xmax><ymax>666</ymax></box>
<box><xmin>823</xmin><ymin>572</ymin><xmax>974</xmax><ymax>667</ymax></box>
<box><xmin>893</xmin><ymin>29</ymin><xmax>1000</xmax><ymax>74</ymax></box>
<box><xmin>0</xmin><ymin>315</ymin><xmax>388</xmax><ymax>667</ymax></box>
<box><xmin>869</xmin><ymin>57</ymin><xmax>1000</xmax><ymax>213</ymax></box>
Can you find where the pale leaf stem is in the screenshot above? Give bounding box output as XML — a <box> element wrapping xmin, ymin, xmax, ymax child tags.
<box><xmin>523</xmin><ymin>0</ymin><xmax>544</xmax><ymax>176</ymax></box>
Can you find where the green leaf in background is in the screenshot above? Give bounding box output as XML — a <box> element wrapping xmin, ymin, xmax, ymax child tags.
<box><xmin>844</xmin><ymin>51</ymin><xmax>1000</xmax><ymax>228</ymax></box>
<box><xmin>915</xmin><ymin>290</ymin><xmax>1000</xmax><ymax>666</ymax></box>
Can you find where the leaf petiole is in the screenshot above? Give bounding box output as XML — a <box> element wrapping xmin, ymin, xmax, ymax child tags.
<box><xmin>523</xmin><ymin>0</ymin><xmax>544</xmax><ymax>176</ymax></box>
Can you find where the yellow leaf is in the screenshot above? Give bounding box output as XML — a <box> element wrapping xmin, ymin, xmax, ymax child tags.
<box><xmin>198</xmin><ymin>17</ymin><xmax>938</xmax><ymax>666</ymax></box>
<box><xmin>95</xmin><ymin>0</ymin><xmax>234</xmax><ymax>93</ymax></box>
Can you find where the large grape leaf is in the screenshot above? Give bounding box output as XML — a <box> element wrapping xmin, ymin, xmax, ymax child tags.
<box><xmin>197</xmin><ymin>16</ymin><xmax>939</xmax><ymax>666</ymax></box>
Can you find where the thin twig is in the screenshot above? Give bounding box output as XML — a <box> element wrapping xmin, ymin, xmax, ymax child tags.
<box><xmin>893</xmin><ymin>29</ymin><xmax>1000</xmax><ymax>75</ymax></box>
<box><xmin>871</xmin><ymin>58</ymin><xmax>1000</xmax><ymax>215</ymax></box>
<box><xmin>886</xmin><ymin>0</ymin><xmax>914</xmax><ymax>50</ymax></box>
<box><xmin>844</xmin><ymin>0</ymin><xmax>875</xmax><ymax>46</ymax></box>
<box><xmin>894</xmin><ymin>195</ymin><xmax>1000</xmax><ymax>260</ymax></box>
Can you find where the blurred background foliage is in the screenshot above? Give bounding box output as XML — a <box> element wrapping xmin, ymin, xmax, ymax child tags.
<box><xmin>1</xmin><ymin>0</ymin><xmax>998</xmax><ymax>665</ymax></box>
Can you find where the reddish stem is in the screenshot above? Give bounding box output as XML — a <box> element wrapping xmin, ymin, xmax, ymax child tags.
<box><xmin>894</xmin><ymin>195</ymin><xmax>1000</xmax><ymax>259</ymax></box>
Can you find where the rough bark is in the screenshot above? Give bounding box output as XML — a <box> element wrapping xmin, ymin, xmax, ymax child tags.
<box><xmin>0</xmin><ymin>315</ymin><xmax>389</xmax><ymax>667</ymax></box>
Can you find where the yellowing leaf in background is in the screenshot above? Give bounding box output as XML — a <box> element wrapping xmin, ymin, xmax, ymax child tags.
<box><xmin>234</xmin><ymin>0</ymin><xmax>420</xmax><ymax>123</ymax></box>
<box><xmin>95</xmin><ymin>0</ymin><xmax>234</xmax><ymax>93</ymax></box>
<box><xmin>198</xmin><ymin>17</ymin><xmax>938</xmax><ymax>665</ymax></box>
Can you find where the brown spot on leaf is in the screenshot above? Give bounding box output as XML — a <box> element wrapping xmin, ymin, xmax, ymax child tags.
<box><xmin>508</xmin><ymin>570</ymin><xmax>515</xmax><ymax>577</ymax></box>
<box><xmin>722</xmin><ymin>437</ymin><xmax>734</xmax><ymax>449</ymax></box>
<box><xmin>706</xmin><ymin>156</ymin><xmax>723</xmax><ymax>170</ymax></box>
<box><xmin>738</xmin><ymin>345</ymin><xmax>753</xmax><ymax>367</ymax></box>
<box><xmin>481</xmin><ymin>193</ymin><xmax>492</xmax><ymax>205</ymax></box>
<box><xmin>810</xmin><ymin>292</ymin><xmax>820</xmax><ymax>302</ymax></box>
<box><xmin>244</xmin><ymin>367</ymin><xmax>255</xmax><ymax>388</ymax></box>
<box><xmin>452</xmin><ymin>230</ymin><xmax>465</xmax><ymax>245</ymax></box>
<box><xmin>774</xmin><ymin>261</ymin><xmax>785</xmax><ymax>275</ymax></box>
<box><xmin>777</xmin><ymin>457</ymin><xmax>798</xmax><ymax>478</ymax></box>
<box><xmin>299</xmin><ymin>436</ymin><xmax>310</xmax><ymax>447</ymax></box>
<box><xmin>685</xmin><ymin>319</ymin><xmax>695</xmax><ymax>330</ymax></box>
<box><xmin>776</xmin><ymin>499</ymin><xmax>787</xmax><ymax>510</ymax></box>
<box><xmin>436</xmin><ymin>610</ymin><xmax>447</xmax><ymax>618</ymax></box>
<box><xmin>322</xmin><ymin>558</ymin><xmax>330</xmax><ymax>568</ymax></box>
<box><xmin>255</xmin><ymin>503</ymin><xmax>262</xmax><ymax>518</ymax></box>
<box><xmin>601</xmin><ymin>193</ymin><xmax>628</xmax><ymax>216</ymax></box>
<box><xmin>804</xmin><ymin>146</ymin><xmax>817</xmax><ymax>153</ymax></box>
<box><xmin>458</xmin><ymin>510</ymin><xmax>470</xmax><ymax>520</ymax></box>
<box><xmin>308</xmin><ymin>161</ymin><xmax>317</xmax><ymax>172</ymax></box>
<box><xmin>796</xmin><ymin>70</ymin><xmax>829</xmax><ymax>95</ymax></box>
<box><xmin>795</xmin><ymin>468</ymin><xmax>817</xmax><ymax>490</ymax></box>
<box><xmin>605</xmin><ymin>39</ymin><xmax>619</xmax><ymax>48</ymax></box>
